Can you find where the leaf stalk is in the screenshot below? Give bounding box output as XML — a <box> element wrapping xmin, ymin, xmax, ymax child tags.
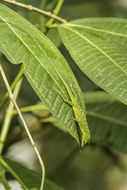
<box><xmin>0</xmin><ymin>77</ymin><xmax>22</xmax><ymax>154</ymax></box>
<box><xmin>0</xmin><ymin>65</ymin><xmax>24</xmax><ymax>110</ymax></box>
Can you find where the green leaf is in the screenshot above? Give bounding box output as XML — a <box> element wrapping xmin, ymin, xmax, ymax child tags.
<box><xmin>0</xmin><ymin>4</ymin><xmax>87</xmax><ymax>145</ymax></box>
<box><xmin>23</xmin><ymin>92</ymin><xmax>127</xmax><ymax>152</ymax></box>
<box><xmin>58</xmin><ymin>18</ymin><xmax>127</xmax><ymax>105</ymax></box>
<box><xmin>85</xmin><ymin>91</ymin><xmax>127</xmax><ymax>152</ymax></box>
<box><xmin>0</xmin><ymin>163</ymin><xmax>11</xmax><ymax>190</ymax></box>
<box><xmin>0</xmin><ymin>157</ymin><xmax>64</xmax><ymax>190</ymax></box>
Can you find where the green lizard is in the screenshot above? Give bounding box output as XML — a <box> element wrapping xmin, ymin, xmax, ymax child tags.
<box><xmin>32</xmin><ymin>34</ymin><xmax>90</xmax><ymax>147</ymax></box>
<box><xmin>0</xmin><ymin>19</ymin><xmax>90</xmax><ymax>147</ymax></box>
<box><xmin>53</xmin><ymin>82</ymin><xmax>90</xmax><ymax>147</ymax></box>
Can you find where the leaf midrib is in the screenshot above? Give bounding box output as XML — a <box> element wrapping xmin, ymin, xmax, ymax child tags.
<box><xmin>62</xmin><ymin>25</ymin><xmax>127</xmax><ymax>77</ymax></box>
<box><xmin>0</xmin><ymin>16</ymin><xmax>66</xmax><ymax>95</ymax></box>
<box><xmin>87</xmin><ymin>111</ymin><xmax>127</xmax><ymax>127</ymax></box>
<box><xmin>65</xmin><ymin>23</ymin><xmax>127</xmax><ymax>38</ymax></box>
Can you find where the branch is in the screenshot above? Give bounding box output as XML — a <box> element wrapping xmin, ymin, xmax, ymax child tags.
<box><xmin>1</xmin><ymin>0</ymin><xmax>67</xmax><ymax>24</ymax></box>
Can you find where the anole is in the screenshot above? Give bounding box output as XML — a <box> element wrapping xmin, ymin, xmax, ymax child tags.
<box><xmin>0</xmin><ymin>18</ymin><xmax>90</xmax><ymax>147</ymax></box>
<box><xmin>53</xmin><ymin>82</ymin><xmax>90</xmax><ymax>147</ymax></box>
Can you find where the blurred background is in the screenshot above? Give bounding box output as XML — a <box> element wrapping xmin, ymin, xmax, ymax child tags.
<box><xmin>1</xmin><ymin>0</ymin><xmax>127</xmax><ymax>189</ymax></box>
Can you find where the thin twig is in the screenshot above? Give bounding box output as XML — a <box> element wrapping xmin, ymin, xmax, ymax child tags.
<box><xmin>1</xmin><ymin>0</ymin><xmax>67</xmax><ymax>24</ymax></box>
<box><xmin>0</xmin><ymin>64</ymin><xmax>45</xmax><ymax>190</ymax></box>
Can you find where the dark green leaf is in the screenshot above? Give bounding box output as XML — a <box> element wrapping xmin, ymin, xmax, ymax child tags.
<box><xmin>32</xmin><ymin>92</ymin><xmax>127</xmax><ymax>152</ymax></box>
<box><xmin>85</xmin><ymin>91</ymin><xmax>127</xmax><ymax>152</ymax></box>
<box><xmin>1</xmin><ymin>157</ymin><xmax>64</xmax><ymax>190</ymax></box>
<box><xmin>0</xmin><ymin>3</ymin><xmax>88</xmax><ymax>145</ymax></box>
<box><xmin>59</xmin><ymin>18</ymin><xmax>127</xmax><ymax>105</ymax></box>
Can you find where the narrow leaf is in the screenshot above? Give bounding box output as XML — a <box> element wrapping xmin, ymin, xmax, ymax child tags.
<box><xmin>0</xmin><ymin>157</ymin><xmax>64</xmax><ymax>190</ymax></box>
<box><xmin>0</xmin><ymin>4</ymin><xmax>89</xmax><ymax>145</ymax></box>
<box><xmin>58</xmin><ymin>18</ymin><xmax>127</xmax><ymax>105</ymax></box>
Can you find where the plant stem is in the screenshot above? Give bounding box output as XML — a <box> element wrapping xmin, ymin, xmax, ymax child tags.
<box><xmin>46</xmin><ymin>0</ymin><xmax>57</xmax><ymax>11</ymax></box>
<box><xmin>0</xmin><ymin>65</ymin><xmax>24</xmax><ymax>110</ymax></box>
<box><xmin>0</xmin><ymin>78</ymin><xmax>22</xmax><ymax>154</ymax></box>
<box><xmin>12</xmin><ymin>104</ymin><xmax>48</xmax><ymax>116</ymax></box>
<box><xmin>0</xmin><ymin>64</ymin><xmax>45</xmax><ymax>190</ymax></box>
<box><xmin>40</xmin><ymin>117</ymin><xmax>56</xmax><ymax>123</ymax></box>
<box><xmin>1</xmin><ymin>0</ymin><xmax>67</xmax><ymax>24</ymax></box>
<box><xmin>46</xmin><ymin>0</ymin><xmax>64</xmax><ymax>27</ymax></box>
<box><xmin>39</xmin><ymin>0</ymin><xmax>47</xmax><ymax>10</ymax></box>
<box><xmin>0</xmin><ymin>156</ymin><xmax>28</xmax><ymax>190</ymax></box>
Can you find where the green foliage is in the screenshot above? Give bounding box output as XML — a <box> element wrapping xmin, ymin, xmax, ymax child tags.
<box><xmin>0</xmin><ymin>0</ymin><xmax>127</xmax><ymax>189</ymax></box>
<box><xmin>58</xmin><ymin>18</ymin><xmax>127</xmax><ymax>106</ymax></box>
<box><xmin>0</xmin><ymin>3</ymin><xmax>87</xmax><ymax>145</ymax></box>
<box><xmin>31</xmin><ymin>92</ymin><xmax>127</xmax><ymax>153</ymax></box>
<box><xmin>85</xmin><ymin>92</ymin><xmax>127</xmax><ymax>152</ymax></box>
<box><xmin>0</xmin><ymin>157</ymin><xmax>64</xmax><ymax>190</ymax></box>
